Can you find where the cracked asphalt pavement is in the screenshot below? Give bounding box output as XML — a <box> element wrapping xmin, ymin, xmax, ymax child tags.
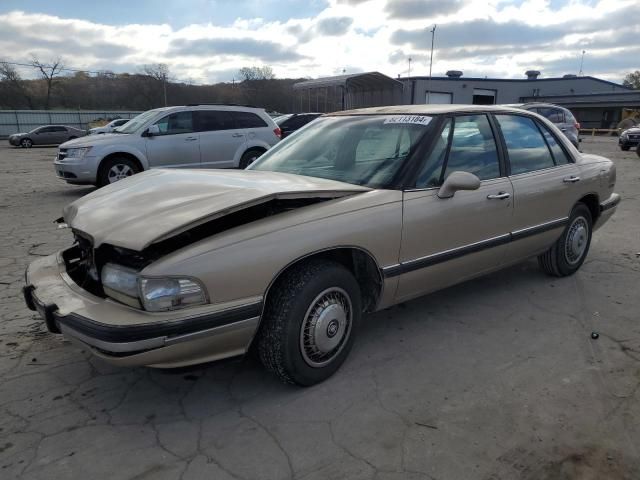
<box><xmin>1</xmin><ymin>138</ymin><xmax>639</xmax><ymax>479</ymax></box>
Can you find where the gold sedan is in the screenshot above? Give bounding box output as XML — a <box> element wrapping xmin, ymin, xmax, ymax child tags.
<box><xmin>24</xmin><ymin>105</ymin><xmax>619</xmax><ymax>385</ymax></box>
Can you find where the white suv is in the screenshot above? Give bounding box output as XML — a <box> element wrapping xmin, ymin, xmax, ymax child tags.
<box><xmin>54</xmin><ymin>104</ymin><xmax>282</xmax><ymax>186</ymax></box>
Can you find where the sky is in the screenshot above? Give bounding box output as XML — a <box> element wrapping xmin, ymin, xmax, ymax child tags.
<box><xmin>0</xmin><ymin>0</ymin><xmax>638</xmax><ymax>84</ymax></box>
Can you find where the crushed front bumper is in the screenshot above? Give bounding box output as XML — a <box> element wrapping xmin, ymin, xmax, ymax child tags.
<box><xmin>23</xmin><ymin>253</ymin><xmax>261</xmax><ymax>367</ymax></box>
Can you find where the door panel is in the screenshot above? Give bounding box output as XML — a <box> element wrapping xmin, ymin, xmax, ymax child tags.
<box><xmin>145</xmin><ymin>133</ymin><xmax>200</xmax><ymax>168</ymax></box>
<box><xmin>396</xmin><ymin>178</ymin><xmax>514</xmax><ymax>301</ymax></box>
<box><xmin>145</xmin><ymin>112</ymin><xmax>200</xmax><ymax>168</ymax></box>
<box><xmin>199</xmin><ymin>130</ymin><xmax>246</xmax><ymax>168</ymax></box>
<box><xmin>495</xmin><ymin>113</ymin><xmax>581</xmax><ymax>262</ymax></box>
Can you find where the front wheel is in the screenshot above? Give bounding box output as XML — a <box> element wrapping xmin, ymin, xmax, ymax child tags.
<box><xmin>97</xmin><ymin>157</ymin><xmax>140</xmax><ymax>187</ymax></box>
<box><xmin>257</xmin><ymin>260</ymin><xmax>361</xmax><ymax>386</ymax></box>
<box><xmin>20</xmin><ymin>138</ymin><xmax>32</xmax><ymax>148</ymax></box>
<box><xmin>620</xmin><ymin>145</ymin><xmax>630</xmax><ymax>151</ymax></box>
<box><xmin>538</xmin><ymin>203</ymin><xmax>592</xmax><ymax>277</ymax></box>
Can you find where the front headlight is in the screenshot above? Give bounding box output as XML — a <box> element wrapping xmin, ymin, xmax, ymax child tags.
<box><xmin>139</xmin><ymin>277</ymin><xmax>207</xmax><ymax>312</ymax></box>
<box><xmin>101</xmin><ymin>263</ymin><xmax>140</xmax><ymax>307</ymax></box>
<box><xmin>65</xmin><ymin>146</ymin><xmax>92</xmax><ymax>159</ymax></box>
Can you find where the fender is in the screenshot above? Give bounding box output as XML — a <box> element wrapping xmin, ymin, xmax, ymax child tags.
<box><xmin>95</xmin><ymin>143</ymin><xmax>150</xmax><ymax>170</ymax></box>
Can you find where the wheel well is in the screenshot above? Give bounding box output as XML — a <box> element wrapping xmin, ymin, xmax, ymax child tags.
<box><xmin>99</xmin><ymin>152</ymin><xmax>143</xmax><ymax>174</ymax></box>
<box><xmin>578</xmin><ymin>194</ymin><xmax>600</xmax><ymax>222</ymax></box>
<box><xmin>244</xmin><ymin>147</ymin><xmax>266</xmax><ymax>157</ymax></box>
<box><xmin>266</xmin><ymin>248</ymin><xmax>383</xmax><ymax>313</ymax></box>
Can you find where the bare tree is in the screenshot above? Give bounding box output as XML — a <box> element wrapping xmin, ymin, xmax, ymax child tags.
<box><xmin>623</xmin><ymin>71</ymin><xmax>640</xmax><ymax>90</ymax></box>
<box><xmin>238</xmin><ymin>66</ymin><xmax>276</xmax><ymax>81</ymax></box>
<box><xmin>143</xmin><ymin>63</ymin><xmax>170</xmax><ymax>106</ymax></box>
<box><xmin>30</xmin><ymin>56</ymin><xmax>64</xmax><ymax>110</ymax></box>
<box><xmin>0</xmin><ymin>61</ymin><xmax>34</xmax><ymax>108</ymax></box>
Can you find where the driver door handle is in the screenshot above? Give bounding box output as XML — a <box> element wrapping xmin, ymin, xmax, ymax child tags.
<box><xmin>563</xmin><ymin>176</ymin><xmax>580</xmax><ymax>183</ymax></box>
<box><xmin>487</xmin><ymin>192</ymin><xmax>511</xmax><ymax>200</ymax></box>
<box><xmin>231</xmin><ymin>133</ymin><xmax>244</xmax><ymax>138</ymax></box>
<box><xmin>185</xmin><ymin>136</ymin><xmax>198</xmax><ymax>142</ymax></box>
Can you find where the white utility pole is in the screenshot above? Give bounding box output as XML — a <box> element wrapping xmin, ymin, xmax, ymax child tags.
<box><xmin>427</xmin><ymin>25</ymin><xmax>437</xmax><ymax>104</ymax></box>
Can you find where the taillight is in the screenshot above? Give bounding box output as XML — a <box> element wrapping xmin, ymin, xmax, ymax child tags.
<box><xmin>574</xmin><ymin>122</ymin><xmax>581</xmax><ymax>129</ymax></box>
<box><xmin>274</xmin><ymin>127</ymin><xmax>282</xmax><ymax>139</ymax></box>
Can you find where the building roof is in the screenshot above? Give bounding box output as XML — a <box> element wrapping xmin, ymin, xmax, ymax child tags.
<box><xmin>293</xmin><ymin>71</ymin><xmax>403</xmax><ymax>91</ymax></box>
<box><xmin>399</xmin><ymin>75</ymin><xmax>631</xmax><ymax>90</ymax></box>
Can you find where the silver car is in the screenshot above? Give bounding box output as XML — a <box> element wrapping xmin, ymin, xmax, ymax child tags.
<box><xmin>54</xmin><ymin>104</ymin><xmax>282</xmax><ymax>187</ymax></box>
<box><xmin>8</xmin><ymin>125</ymin><xmax>86</xmax><ymax>148</ymax></box>
<box><xmin>512</xmin><ymin>103</ymin><xmax>581</xmax><ymax>148</ymax></box>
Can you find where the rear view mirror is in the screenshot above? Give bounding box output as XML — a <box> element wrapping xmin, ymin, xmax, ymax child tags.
<box><xmin>144</xmin><ymin>124</ymin><xmax>161</xmax><ymax>137</ymax></box>
<box><xmin>437</xmin><ymin>171</ymin><xmax>481</xmax><ymax>199</ymax></box>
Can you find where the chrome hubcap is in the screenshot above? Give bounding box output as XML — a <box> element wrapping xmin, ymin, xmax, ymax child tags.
<box><xmin>108</xmin><ymin>164</ymin><xmax>134</xmax><ymax>183</ymax></box>
<box><xmin>565</xmin><ymin>216</ymin><xmax>589</xmax><ymax>265</ymax></box>
<box><xmin>300</xmin><ymin>287</ymin><xmax>352</xmax><ymax>368</ymax></box>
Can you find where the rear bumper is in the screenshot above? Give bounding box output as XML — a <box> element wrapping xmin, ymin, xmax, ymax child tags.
<box><xmin>24</xmin><ymin>253</ymin><xmax>261</xmax><ymax>367</ymax></box>
<box><xmin>595</xmin><ymin>193</ymin><xmax>620</xmax><ymax>231</ymax></box>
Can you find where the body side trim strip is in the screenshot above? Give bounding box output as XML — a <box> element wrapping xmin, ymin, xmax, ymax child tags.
<box><xmin>382</xmin><ymin>217</ymin><xmax>568</xmax><ymax>278</ymax></box>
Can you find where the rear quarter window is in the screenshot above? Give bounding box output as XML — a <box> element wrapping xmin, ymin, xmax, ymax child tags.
<box><xmin>232</xmin><ymin>111</ymin><xmax>268</xmax><ymax>129</ymax></box>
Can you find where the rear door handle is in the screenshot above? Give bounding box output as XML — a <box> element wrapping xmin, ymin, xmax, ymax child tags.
<box><xmin>563</xmin><ymin>176</ymin><xmax>580</xmax><ymax>183</ymax></box>
<box><xmin>487</xmin><ymin>192</ymin><xmax>511</xmax><ymax>200</ymax></box>
<box><xmin>185</xmin><ymin>136</ymin><xmax>198</xmax><ymax>142</ymax></box>
<box><xmin>231</xmin><ymin>133</ymin><xmax>244</xmax><ymax>138</ymax></box>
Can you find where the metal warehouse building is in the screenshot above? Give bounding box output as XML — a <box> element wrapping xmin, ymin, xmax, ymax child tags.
<box><xmin>294</xmin><ymin>70</ymin><xmax>640</xmax><ymax>129</ymax></box>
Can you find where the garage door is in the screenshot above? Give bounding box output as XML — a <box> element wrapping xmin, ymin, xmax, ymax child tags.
<box><xmin>426</xmin><ymin>92</ymin><xmax>453</xmax><ymax>104</ymax></box>
<box><xmin>472</xmin><ymin>89</ymin><xmax>496</xmax><ymax>105</ymax></box>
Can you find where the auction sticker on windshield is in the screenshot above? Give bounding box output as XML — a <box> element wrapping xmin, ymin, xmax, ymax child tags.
<box><xmin>383</xmin><ymin>115</ymin><xmax>432</xmax><ymax>126</ymax></box>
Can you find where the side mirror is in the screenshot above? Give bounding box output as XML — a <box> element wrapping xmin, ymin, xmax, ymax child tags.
<box><xmin>437</xmin><ymin>171</ymin><xmax>481</xmax><ymax>199</ymax></box>
<box><xmin>143</xmin><ymin>124</ymin><xmax>160</xmax><ymax>137</ymax></box>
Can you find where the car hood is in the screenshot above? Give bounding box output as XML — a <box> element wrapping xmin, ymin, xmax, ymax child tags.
<box><xmin>63</xmin><ymin>169</ymin><xmax>369</xmax><ymax>251</ymax></box>
<box><xmin>60</xmin><ymin>133</ymin><xmax>131</xmax><ymax>148</ymax></box>
<box><xmin>10</xmin><ymin>132</ymin><xmax>27</xmax><ymax>138</ymax></box>
<box><xmin>622</xmin><ymin>126</ymin><xmax>640</xmax><ymax>134</ymax></box>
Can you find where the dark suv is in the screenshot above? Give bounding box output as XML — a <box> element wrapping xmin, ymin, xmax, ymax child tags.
<box><xmin>512</xmin><ymin>103</ymin><xmax>581</xmax><ymax>149</ymax></box>
<box><xmin>619</xmin><ymin>126</ymin><xmax>640</xmax><ymax>151</ymax></box>
<box><xmin>275</xmin><ymin>113</ymin><xmax>321</xmax><ymax>138</ymax></box>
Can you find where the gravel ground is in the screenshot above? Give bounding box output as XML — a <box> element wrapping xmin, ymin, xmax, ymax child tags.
<box><xmin>0</xmin><ymin>138</ymin><xmax>639</xmax><ymax>480</ymax></box>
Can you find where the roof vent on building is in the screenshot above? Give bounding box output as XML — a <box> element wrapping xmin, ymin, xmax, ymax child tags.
<box><xmin>563</xmin><ymin>74</ymin><xmax>577</xmax><ymax>79</ymax></box>
<box><xmin>446</xmin><ymin>70</ymin><xmax>463</xmax><ymax>78</ymax></box>
<box><xmin>525</xmin><ymin>70</ymin><xmax>541</xmax><ymax>80</ymax></box>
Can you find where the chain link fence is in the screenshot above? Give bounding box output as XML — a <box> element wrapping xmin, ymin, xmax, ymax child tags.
<box><xmin>0</xmin><ymin>110</ymin><xmax>142</xmax><ymax>138</ymax></box>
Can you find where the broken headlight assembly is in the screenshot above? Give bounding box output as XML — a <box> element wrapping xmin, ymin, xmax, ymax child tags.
<box><xmin>100</xmin><ymin>263</ymin><xmax>207</xmax><ymax>311</ymax></box>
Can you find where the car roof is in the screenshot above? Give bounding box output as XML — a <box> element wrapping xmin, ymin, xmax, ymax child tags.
<box><xmin>508</xmin><ymin>102</ymin><xmax>570</xmax><ymax>111</ymax></box>
<box><xmin>329</xmin><ymin>104</ymin><xmax>535</xmax><ymax>116</ymax></box>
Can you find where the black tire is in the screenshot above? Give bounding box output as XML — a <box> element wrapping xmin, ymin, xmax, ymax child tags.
<box><xmin>636</xmin><ymin>145</ymin><xmax>640</xmax><ymax>158</ymax></box>
<box><xmin>538</xmin><ymin>203</ymin><xmax>592</xmax><ymax>277</ymax></box>
<box><xmin>239</xmin><ymin>149</ymin><xmax>265</xmax><ymax>169</ymax></box>
<box><xmin>257</xmin><ymin>259</ymin><xmax>361</xmax><ymax>386</ymax></box>
<box><xmin>20</xmin><ymin>138</ymin><xmax>32</xmax><ymax>148</ymax></box>
<box><xmin>97</xmin><ymin>156</ymin><xmax>140</xmax><ymax>187</ymax></box>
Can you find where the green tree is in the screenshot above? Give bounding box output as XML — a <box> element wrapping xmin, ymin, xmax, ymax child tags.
<box><xmin>622</xmin><ymin>71</ymin><xmax>640</xmax><ymax>89</ymax></box>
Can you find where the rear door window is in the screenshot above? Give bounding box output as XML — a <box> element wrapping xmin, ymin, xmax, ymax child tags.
<box><xmin>539</xmin><ymin>125</ymin><xmax>572</xmax><ymax>165</ymax></box>
<box><xmin>195</xmin><ymin>110</ymin><xmax>235</xmax><ymax>132</ymax></box>
<box><xmin>496</xmin><ymin>115</ymin><xmax>555</xmax><ymax>174</ymax></box>
<box><xmin>536</xmin><ymin>107</ymin><xmax>565</xmax><ymax>124</ymax></box>
<box><xmin>232</xmin><ymin>111</ymin><xmax>268</xmax><ymax>129</ymax></box>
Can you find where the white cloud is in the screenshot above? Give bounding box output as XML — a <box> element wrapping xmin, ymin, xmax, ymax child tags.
<box><xmin>0</xmin><ymin>0</ymin><xmax>637</xmax><ymax>84</ymax></box>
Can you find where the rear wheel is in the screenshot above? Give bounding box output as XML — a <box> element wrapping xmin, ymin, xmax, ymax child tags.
<box><xmin>20</xmin><ymin>138</ymin><xmax>32</xmax><ymax>148</ymax></box>
<box><xmin>538</xmin><ymin>203</ymin><xmax>592</xmax><ymax>277</ymax></box>
<box><xmin>239</xmin><ymin>149</ymin><xmax>265</xmax><ymax>169</ymax></box>
<box><xmin>97</xmin><ymin>157</ymin><xmax>140</xmax><ymax>187</ymax></box>
<box><xmin>257</xmin><ymin>259</ymin><xmax>361</xmax><ymax>386</ymax></box>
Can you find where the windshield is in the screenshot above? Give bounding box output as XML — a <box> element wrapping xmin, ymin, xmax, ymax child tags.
<box><xmin>249</xmin><ymin>115</ymin><xmax>434</xmax><ymax>188</ymax></box>
<box><xmin>114</xmin><ymin>109</ymin><xmax>161</xmax><ymax>134</ymax></box>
